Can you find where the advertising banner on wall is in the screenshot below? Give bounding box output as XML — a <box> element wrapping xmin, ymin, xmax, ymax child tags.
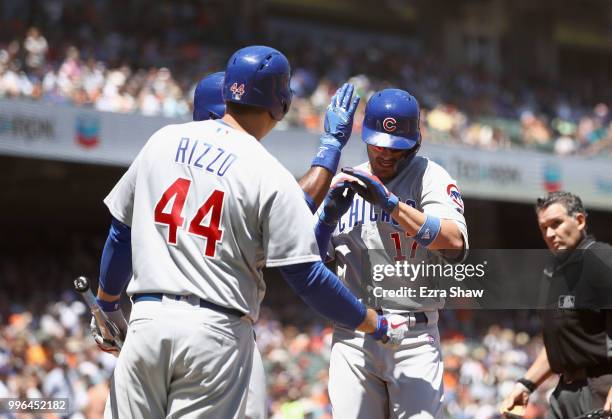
<box><xmin>0</xmin><ymin>99</ymin><xmax>176</xmax><ymax>166</ymax></box>
<box><xmin>1</xmin><ymin>99</ymin><xmax>611</xmax><ymax>210</ymax></box>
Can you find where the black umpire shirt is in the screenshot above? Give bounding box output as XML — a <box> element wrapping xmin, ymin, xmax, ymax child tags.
<box><xmin>538</xmin><ymin>235</ymin><xmax>612</xmax><ymax>375</ymax></box>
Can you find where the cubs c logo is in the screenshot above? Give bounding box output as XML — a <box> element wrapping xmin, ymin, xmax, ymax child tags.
<box><xmin>382</xmin><ymin>117</ymin><xmax>397</xmax><ymax>132</ymax></box>
<box><xmin>230</xmin><ymin>83</ymin><xmax>245</xmax><ymax>100</ymax></box>
<box><xmin>447</xmin><ymin>184</ymin><xmax>464</xmax><ymax>214</ymax></box>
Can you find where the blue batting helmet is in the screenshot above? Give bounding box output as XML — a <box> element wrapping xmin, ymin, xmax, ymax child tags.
<box><xmin>193</xmin><ymin>71</ymin><xmax>225</xmax><ymax>121</ymax></box>
<box><xmin>362</xmin><ymin>89</ymin><xmax>421</xmax><ymax>150</ymax></box>
<box><xmin>223</xmin><ymin>45</ymin><xmax>292</xmax><ymax>121</ymax></box>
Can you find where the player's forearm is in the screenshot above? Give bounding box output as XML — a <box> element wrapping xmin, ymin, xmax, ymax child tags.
<box><xmin>392</xmin><ymin>203</ymin><xmax>464</xmax><ymax>250</ymax></box>
<box><xmin>97</xmin><ymin>287</ymin><xmax>120</xmax><ymax>302</ymax></box>
<box><xmin>97</xmin><ymin>217</ymin><xmax>133</xmax><ymax>307</ymax></box>
<box><xmin>279</xmin><ymin>261</ymin><xmax>368</xmax><ymax>329</ymax></box>
<box><xmin>356</xmin><ymin>308</ymin><xmax>379</xmax><ymax>333</ymax></box>
<box><xmin>299</xmin><ymin>166</ymin><xmax>334</xmax><ymax>210</ymax></box>
<box><xmin>524</xmin><ymin>348</ymin><xmax>554</xmax><ymax>388</ymax></box>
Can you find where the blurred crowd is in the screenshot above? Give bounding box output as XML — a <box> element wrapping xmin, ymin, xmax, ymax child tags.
<box><xmin>0</xmin><ymin>230</ymin><xmax>558</xmax><ymax>419</ymax></box>
<box><xmin>0</xmin><ymin>1</ymin><xmax>611</xmax><ymax>157</ymax></box>
<box><xmin>0</xmin><ymin>294</ymin><xmax>114</xmax><ymax>418</ymax></box>
<box><xmin>0</xmin><ymin>289</ymin><xmax>556</xmax><ymax>419</ymax></box>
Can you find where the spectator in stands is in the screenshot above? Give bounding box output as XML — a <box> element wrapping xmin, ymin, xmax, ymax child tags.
<box><xmin>23</xmin><ymin>26</ymin><xmax>48</xmax><ymax>74</ymax></box>
<box><xmin>1</xmin><ymin>6</ymin><xmax>611</xmax><ymax>154</ymax></box>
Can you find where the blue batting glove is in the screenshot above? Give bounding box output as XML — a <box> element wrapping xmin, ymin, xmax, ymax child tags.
<box><xmin>341</xmin><ymin>167</ymin><xmax>399</xmax><ymax>213</ymax></box>
<box><xmin>323</xmin><ymin>83</ymin><xmax>360</xmax><ymax>146</ymax></box>
<box><xmin>319</xmin><ymin>181</ymin><xmax>356</xmax><ymax>226</ymax></box>
<box><xmin>311</xmin><ymin>83</ymin><xmax>360</xmax><ymax>173</ymax></box>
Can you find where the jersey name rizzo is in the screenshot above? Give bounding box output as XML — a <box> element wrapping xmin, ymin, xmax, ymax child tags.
<box><xmin>174</xmin><ymin>137</ymin><xmax>238</xmax><ymax>177</ymax></box>
<box><xmin>337</xmin><ymin>196</ymin><xmax>416</xmax><ymax>233</ymax></box>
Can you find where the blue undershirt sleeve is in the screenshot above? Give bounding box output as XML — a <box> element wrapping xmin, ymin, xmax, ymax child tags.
<box><xmin>314</xmin><ymin>220</ymin><xmax>335</xmax><ymax>261</ymax></box>
<box><xmin>278</xmin><ymin>261</ymin><xmax>366</xmax><ymax>329</ymax></box>
<box><xmin>303</xmin><ymin>191</ymin><xmax>317</xmax><ymax>214</ymax></box>
<box><xmin>98</xmin><ymin>217</ymin><xmax>133</xmax><ymax>306</ymax></box>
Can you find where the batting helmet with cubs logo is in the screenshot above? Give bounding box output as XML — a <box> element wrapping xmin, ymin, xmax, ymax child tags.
<box><xmin>362</xmin><ymin>88</ymin><xmax>421</xmax><ymax>150</ymax></box>
<box><xmin>193</xmin><ymin>71</ymin><xmax>226</xmax><ymax>121</ymax></box>
<box><xmin>223</xmin><ymin>45</ymin><xmax>293</xmax><ymax>121</ymax></box>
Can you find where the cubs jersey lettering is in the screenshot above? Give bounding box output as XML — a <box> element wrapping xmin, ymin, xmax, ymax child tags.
<box><xmin>327</xmin><ymin>156</ymin><xmax>468</xmax><ymax>311</ymax></box>
<box><xmin>104</xmin><ymin>119</ymin><xmax>320</xmax><ymax>321</ymax></box>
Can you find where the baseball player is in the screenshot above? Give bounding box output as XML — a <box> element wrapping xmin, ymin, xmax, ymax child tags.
<box><xmin>195</xmin><ymin>70</ymin><xmax>266</xmax><ymax>419</ymax></box>
<box><xmin>190</xmin><ymin>70</ymin><xmax>361</xmax><ymax>419</ymax></box>
<box><xmin>315</xmin><ymin>88</ymin><xmax>468</xmax><ymax>418</ymax></box>
<box><xmin>93</xmin><ymin>46</ymin><xmax>403</xmax><ymax>419</ymax></box>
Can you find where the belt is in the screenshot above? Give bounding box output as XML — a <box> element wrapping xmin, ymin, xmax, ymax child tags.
<box><xmin>132</xmin><ymin>293</ymin><xmax>245</xmax><ymax>318</ymax></box>
<box><xmin>376</xmin><ymin>310</ymin><xmax>428</xmax><ymax>326</ymax></box>
<box><xmin>562</xmin><ymin>365</ymin><xmax>612</xmax><ymax>383</ymax></box>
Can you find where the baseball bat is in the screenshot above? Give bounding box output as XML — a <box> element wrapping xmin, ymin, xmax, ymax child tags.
<box><xmin>73</xmin><ymin>276</ymin><xmax>123</xmax><ymax>349</ymax></box>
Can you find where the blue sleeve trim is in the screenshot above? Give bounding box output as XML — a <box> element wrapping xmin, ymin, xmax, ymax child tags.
<box><xmin>279</xmin><ymin>261</ymin><xmax>366</xmax><ymax>329</ymax></box>
<box><xmin>303</xmin><ymin>191</ymin><xmax>317</xmax><ymax>214</ymax></box>
<box><xmin>315</xmin><ymin>220</ymin><xmax>335</xmax><ymax>261</ymax></box>
<box><xmin>98</xmin><ymin>217</ymin><xmax>133</xmax><ymax>303</ymax></box>
<box><xmin>415</xmin><ymin>214</ymin><xmax>441</xmax><ymax>247</ymax></box>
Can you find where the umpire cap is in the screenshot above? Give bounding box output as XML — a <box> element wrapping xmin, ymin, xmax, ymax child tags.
<box><xmin>362</xmin><ymin>88</ymin><xmax>421</xmax><ymax>150</ymax></box>
<box><xmin>223</xmin><ymin>45</ymin><xmax>292</xmax><ymax>121</ymax></box>
<box><xmin>193</xmin><ymin>71</ymin><xmax>225</xmax><ymax>121</ymax></box>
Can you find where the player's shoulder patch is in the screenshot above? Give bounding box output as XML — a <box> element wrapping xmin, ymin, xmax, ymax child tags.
<box><xmin>446</xmin><ymin>183</ymin><xmax>464</xmax><ymax>214</ymax></box>
<box><xmin>420</xmin><ymin>156</ymin><xmax>464</xmax><ymax>214</ymax></box>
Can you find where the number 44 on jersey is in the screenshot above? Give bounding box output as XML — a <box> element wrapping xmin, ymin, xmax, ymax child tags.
<box><xmin>154</xmin><ymin>177</ymin><xmax>225</xmax><ymax>258</ymax></box>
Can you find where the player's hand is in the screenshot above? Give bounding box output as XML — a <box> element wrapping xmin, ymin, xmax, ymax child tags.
<box><xmin>89</xmin><ymin>305</ymin><xmax>128</xmax><ymax>357</ymax></box>
<box><xmin>323</xmin><ymin>83</ymin><xmax>360</xmax><ymax>147</ymax></box>
<box><xmin>341</xmin><ymin>167</ymin><xmax>399</xmax><ymax>213</ymax></box>
<box><xmin>604</xmin><ymin>386</ymin><xmax>612</xmax><ymax>412</ymax></box>
<box><xmin>90</xmin><ymin>317</ymin><xmax>121</xmax><ymax>357</ymax></box>
<box><xmin>499</xmin><ymin>382</ymin><xmax>530</xmax><ymax>417</ymax></box>
<box><xmin>369</xmin><ymin>314</ymin><xmax>411</xmax><ymax>348</ymax></box>
<box><xmin>312</xmin><ymin>83</ymin><xmax>360</xmax><ymax>173</ymax></box>
<box><xmin>319</xmin><ymin>180</ymin><xmax>355</xmax><ymax>226</ymax></box>
<box><xmin>104</xmin><ymin>307</ymin><xmax>129</xmax><ymax>338</ymax></box>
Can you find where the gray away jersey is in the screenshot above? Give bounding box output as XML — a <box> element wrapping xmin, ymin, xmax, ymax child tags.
<box><xmin>104</xmin><ymin>120</ymin><xmax>321</xmax><ymax>321</ymax></box>
<box><xmin>327</xmin><ymin>156</ymin><xmax>468</xmax><ymax>312</ymax></box>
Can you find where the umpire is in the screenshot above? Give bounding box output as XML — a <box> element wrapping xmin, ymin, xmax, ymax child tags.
<box><xmin>502</xmin><ymin>191</ymin><xmax>612</xmax><ymax>418</ymax></box>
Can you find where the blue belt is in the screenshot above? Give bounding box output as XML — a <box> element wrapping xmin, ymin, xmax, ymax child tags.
<box><xmin>132</xmin><ymin>293</ymin><xmax>245</xmax><ymax>318</ymax></box>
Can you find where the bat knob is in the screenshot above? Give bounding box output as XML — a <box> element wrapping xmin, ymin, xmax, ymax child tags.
<box><xmin>74</xmin><ymin>276</ymin><xmax>90</xmax><ymax>293</ymax></box>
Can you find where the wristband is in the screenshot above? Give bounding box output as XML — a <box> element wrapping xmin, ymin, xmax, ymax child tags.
<box><xmin>414</xmin><ymin>214</ymin><xmax>441</xmax><ymax>247</ymax></box>
<box><xmin>96</xmin><ymin>297</ymin><xmax>121</xmax><ymax>312</ymax></box>
<box><xmin>311</xmin><ymin>146</ymin><xmax>341</xmax><ymax>173</ymax></box>
<box><xmin>517</xmin><ymin>378</ymin><xmax>537</xmax><ymax>393</ymax></box>
<box><xmin>311</xmin><ymin>134</ymin><xmax>342</xmax><ymax>173</ymax></box>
